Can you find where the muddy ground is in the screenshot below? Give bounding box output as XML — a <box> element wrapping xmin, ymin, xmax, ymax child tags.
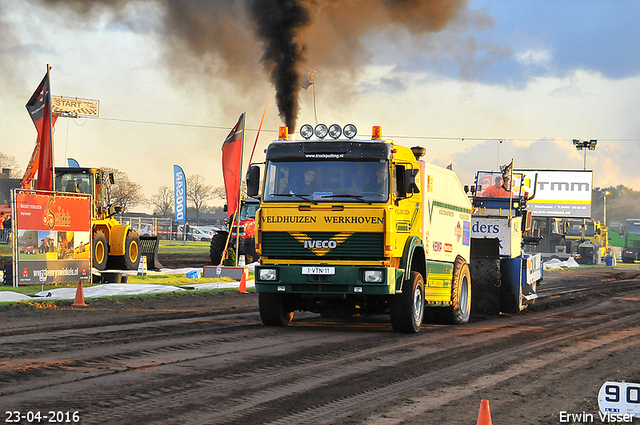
<box><xmin>1</xmin><ymin>258</ymin><xmax>640</xmax><ymax>424</ymax></box>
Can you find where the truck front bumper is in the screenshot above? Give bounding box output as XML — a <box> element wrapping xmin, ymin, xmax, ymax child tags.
<box><xmin>255</xmin><ymin>265</ymin><xmax>400</xmax><ymax>295</ymax></box>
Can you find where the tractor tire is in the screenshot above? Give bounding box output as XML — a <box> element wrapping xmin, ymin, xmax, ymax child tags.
<box><xmin>444</xmin><ymin>256</ymin><xmax>472</xmax><ymax>324</ymax></box>
<box><xmin>241</xmin><ymin>238</ymin><xmax>260</xmax><ymax>264</ymax></box>
<box><xmin>470</xmin><ymin>258</ymin><xmax>501</xmax><ymax>316</ymax></box>
<box><xmin>92</xmin><ymin>230</ymin><xmax>108</xmax><ymax>271</ymax></box>
<box><xmin>390</xmin><ymin>271</ymin><xmax>425</xmax><ymax>333</ymax></box>
<box><xmin>259</xmin><ymin>292</ymin><xmax>294</xmax><ymax>326</ymax></box>
<box><xmin>120</xmin><ymin>231</ymin><xmax>141</xmax><ymax>270</ymax></box>
<box><xmin>210</xmin><ymin>231</ymin><xmax>228</xmax><ymax>265</ymax></box>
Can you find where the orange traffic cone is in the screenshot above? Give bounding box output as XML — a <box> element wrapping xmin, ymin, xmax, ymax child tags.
<box><xmin>238</xmin><ymin>270</ymin><xmax>248</xmax><ymax>294</ymax></box>
<box><xmin>73</xmin><ymin>279</ymin><xmax>87</xmax><ymax>307</ymax></box>
<box><xmin>476</xmin><ymin>399</ymin><xmax>492</xmax><ymax>425</ymax></box>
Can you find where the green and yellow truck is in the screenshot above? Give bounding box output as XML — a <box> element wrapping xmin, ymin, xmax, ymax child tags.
<box><xmin>246</xmin><ymin>124</ymin><xmax>473</xmax><ymax>333</ymax></box>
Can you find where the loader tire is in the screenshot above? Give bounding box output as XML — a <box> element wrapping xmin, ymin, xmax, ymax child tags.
<box><xmin>121</xmin><ymin>231</ymin><xmax>141</xmax><ymax>270</ymax></box>
<box><xmin>92</xmin><ymin>230</ymin><xmax>108</xmax><ymax>271</ymax></box>
<box><xmin>444</xmin><ymin>256</ymin><xmax>471</xmax><ymax>324</ymax></box>
<box><xmin>470</xmin><ymin>258</ymin><xmax>501</xmax><ymax>316</ymax></box>
<box><xmin>259</xmin><ymin>292</ymin><xmax>294</xmax><ymax>326</ymax></box>
<box><xmin>390</xmin><ymin>271</ymin><xmax>425</xmax><ymax>333</ymax></box>
<box><xmin>210</xmin><ymin>231</ymin><xmax>228</xmax><ymax>265</ymax></box>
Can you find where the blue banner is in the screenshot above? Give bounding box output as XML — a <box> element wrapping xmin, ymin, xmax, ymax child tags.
<box><xmin>173</xmin><ymin>165</ymin><xmax>186</xmax><ymax>224</ymax></box>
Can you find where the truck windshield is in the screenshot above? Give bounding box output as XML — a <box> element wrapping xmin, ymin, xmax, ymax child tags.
<box><xmin>627</xmin><ymin>221</ymin><xmax>640</xmax><ymax>234</ymax></box>
<box><xmin>239</xmin><ymin>203</ymin><xmax>259</xmax><ymax>220</ymax></box>
<box><xmin>262</xmin><ymin>160</ymin><xmax>389</xmax><ymax>203</ymax></box>
<box><xmin>565</xmin><ymin>220</ymin><xmax>595</xmax><ymax>237</ymax></box>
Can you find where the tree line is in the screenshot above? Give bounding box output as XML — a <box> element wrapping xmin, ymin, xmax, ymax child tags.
<box><xmin>0</xmin><ymin>151</ymin><xmax>226</xmax><ymax>224</ymax></box>
<box><xmin>3</xmin><ymin>151</ymin><xmax>640</xmax><ymax>225</ymax></box>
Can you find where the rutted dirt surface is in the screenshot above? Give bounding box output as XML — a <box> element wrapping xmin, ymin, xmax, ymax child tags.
<box><xmin>1</xmin><ymin>266</ymin><xmax>640</xmax><ymax>424</ymax></box>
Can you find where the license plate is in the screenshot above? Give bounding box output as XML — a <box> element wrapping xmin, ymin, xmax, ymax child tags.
<box><xmin>302</xmin><ymin>266</ymin><xmax>335</xmax><ymax>275</ymax></box>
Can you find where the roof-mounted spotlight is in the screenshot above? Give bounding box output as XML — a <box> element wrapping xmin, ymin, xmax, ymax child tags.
<box><xmin>315</xmin><ymin>123</ymin><xmax>329</xmax><ymax>139</ymax></box>
<box><xmin>328</xmin><ymin>124</ymin><xmax>342</xmax><ymax>140</ymax></box>
<box><xmin>299</xmin><ymin>124</ymin><xmax>314</xmax><ymax>140</ymax></box>
<box><xmin>343</xmin><ymin>124</ymin><xmax>357</xmax><ymax>139</ymax></box>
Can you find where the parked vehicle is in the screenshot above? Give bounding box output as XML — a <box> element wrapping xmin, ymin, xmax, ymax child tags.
<box><xmin>177</xmin><ymin>225</ymin><xmax>214</xmax><ymax>242</ymax></box>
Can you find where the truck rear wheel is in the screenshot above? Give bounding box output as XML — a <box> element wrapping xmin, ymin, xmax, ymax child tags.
<box><xmin>445</xmin><ymin>257</ymin><xmax>471</xmax><ymax>324</ymax></box>
<box><xmin>92</xmin><ymin>230</ymin><xmax>108</xmax><ymax>271</ymax></box>
<box><xmin>210</xmin><ymin>232</ymin><xmax>228</xmax><ymax>265</ymax></box>
<box><xmin>259</xmin><ymin>292</ymin><xmax>294</xmax><ymax>326</ymax></box>
<box><xmin>390</xmin><ymin>271</ymin><xmax>424</xmax><ymax>333</ymax></box>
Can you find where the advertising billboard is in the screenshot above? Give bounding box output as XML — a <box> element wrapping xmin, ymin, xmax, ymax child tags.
<box><xmin>515</xmin><ymin>169</ymin><xmax>593</xmax><ymax>218</ymax></box>
<box><xmin>12</xmin><ymin>189</ymin><xmax>92</xmax><ymax>286</ymax></box>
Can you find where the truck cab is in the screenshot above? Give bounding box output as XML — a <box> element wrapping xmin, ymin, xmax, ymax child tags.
<box><xmin>247</xmin><ymin>124</ymin><xmax>473</xmax><ymax>333</ymax></box>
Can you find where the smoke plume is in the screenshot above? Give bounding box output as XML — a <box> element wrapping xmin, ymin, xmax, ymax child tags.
<box><xmin>16</xmin><ymin>0</ymin><xmax>468</xmax><ymax>130</ymax></box>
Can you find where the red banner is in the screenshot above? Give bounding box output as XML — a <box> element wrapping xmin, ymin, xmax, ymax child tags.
<box><xmin>222</xmin><ymin>113</ymin><xmax>245</xmax><ymax>218</ymax></box>
<box><xmin>13</xmin><ymin>190</ymin><xmax>92</xmax><ymax>285</ymax></box>
<box><xmin>26</xmin><ymin>69</ymin><xmax>55</xmax><ymax>191</ymax></box>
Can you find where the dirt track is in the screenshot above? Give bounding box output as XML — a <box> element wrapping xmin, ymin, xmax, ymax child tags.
<box><xmin>1</xmin><ymin>266</ymin><xmax>640</xmax><ymax>424</ymax></box>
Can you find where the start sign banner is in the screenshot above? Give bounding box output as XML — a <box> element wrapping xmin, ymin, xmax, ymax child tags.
<box><xmin>515</xmin><ymin>169</ymin><xmax>593</xmax><ymax>218</ymax></box>
<box><xmin>12</xmin><ymin>189</ymin><xmax>92</xmax><ymax>286</ymax></box>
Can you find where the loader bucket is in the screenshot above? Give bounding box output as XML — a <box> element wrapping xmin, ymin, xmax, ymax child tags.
<box><xmin>139</xmin><ymin>236</ymin><xmax>163</xmax><ymax>269</ymax></box>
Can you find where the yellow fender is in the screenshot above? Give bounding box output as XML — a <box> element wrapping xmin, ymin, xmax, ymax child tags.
<box><xmin>108</xmin><ymin>224</ymin><xmax>130</xmax><ymax>256</ymax></box>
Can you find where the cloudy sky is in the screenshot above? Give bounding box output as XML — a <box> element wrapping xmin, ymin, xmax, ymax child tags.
<box><xmin>1</xmin><ymin>0</ymin><xmax>639</xmax><ymax>212</ymax></box>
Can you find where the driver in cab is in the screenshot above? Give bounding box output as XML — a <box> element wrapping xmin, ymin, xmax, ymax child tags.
<box><xmin>482</xmin><ymin>176</ymin><xmax>511</xmax><ymax>198</ymax></box>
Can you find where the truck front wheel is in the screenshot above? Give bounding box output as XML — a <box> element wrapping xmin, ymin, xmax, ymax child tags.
<box><xmin>259</xmin><ymin>292</ymin><xmax>294</xmax><ymax>326</ymax></box>
<box><xmin>390</xmin><ymin>271</ymin><xmax>424</xmax><ymax>333</ymax></box>
<box><xmin>446</xmin><ymin>257</ymin><xmax>471</xmax><ymax>324</ymax></box>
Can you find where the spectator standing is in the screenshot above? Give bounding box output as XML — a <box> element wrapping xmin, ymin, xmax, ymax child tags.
<box><xmin>3</xmin><ymin>214</ymin><xmax>11</xmax><ymax>243</ymax></box>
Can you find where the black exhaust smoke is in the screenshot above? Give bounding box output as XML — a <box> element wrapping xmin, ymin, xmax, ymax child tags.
<box><xmin>18</xmin><ymin>0</ymin><xmax>468</xmax><ymax>130</ymax></box>
<box><xmin>248</xmin><ymin>0</ymin><xmax>310</xmax><ymax>132</ymax></box>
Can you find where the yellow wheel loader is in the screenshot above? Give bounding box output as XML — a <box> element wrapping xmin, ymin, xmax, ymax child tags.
<box><xmin>55</xmin><ymin>167</ymin><xmax>145</xmax><ymax>271</ymax></box>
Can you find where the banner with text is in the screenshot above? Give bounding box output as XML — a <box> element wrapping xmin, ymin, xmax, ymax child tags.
<box><xmin>173</xmin><ymin>165</ymin><xmax>187</xmax><ymax>224</ymax></box>
<box><xmin>12</xmin><ymin>189</ymin><xmax>92</xmax><ymax>286</ymax></box>
<box><xmin>515</xmin><ymin>169</ymin><xmax>593</xmax><ymax>218</ymax></box>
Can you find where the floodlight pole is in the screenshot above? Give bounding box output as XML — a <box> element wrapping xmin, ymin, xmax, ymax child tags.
<box><xmin>573</xmin><ymin>139</ymin><xmax>598</xmax><ymax>243</ymax></box>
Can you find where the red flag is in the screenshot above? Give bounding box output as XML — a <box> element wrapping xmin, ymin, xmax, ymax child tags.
<box><xmin>26</xmin><ymin>69</ymin><xmax>54</xmax><ymax>191</ymax></box>
<box><xmin>222</xmin><ymin>113</ymin><xmax>245</xmax><ymax>218</ymax></box>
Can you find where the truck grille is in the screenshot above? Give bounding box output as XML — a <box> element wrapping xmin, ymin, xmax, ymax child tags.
<box><xmin>261</xmin><ymin>232</ymin><xmax>384</xmax><ymax>260</ymax></box>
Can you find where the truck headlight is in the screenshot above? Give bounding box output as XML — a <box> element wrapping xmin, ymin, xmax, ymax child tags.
<box><xmin>363</xmin><ymin>270</ymin><xmax>384</xmax><ymax>283</ymax></box>
<box><xmin>259</xmin><ymin>268</ymin><xmax>278</xmax><ymax>281</ymax></box>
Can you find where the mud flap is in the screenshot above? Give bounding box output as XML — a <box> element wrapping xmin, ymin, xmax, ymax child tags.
<box><xmin>470</xmin><ymin>238</ymin><xmax>502</xmax><ymax>316</ymax></box>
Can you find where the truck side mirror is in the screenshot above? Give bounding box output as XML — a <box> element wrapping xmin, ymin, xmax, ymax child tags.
<box><xmin>404</xmin><ymin>168</ymin><xmax>420</xmax><ymax>194</ymax></box>
<box><xmin>109</xmin><ymin>172</ymin><xmax>115</xmax><ymax>185</ymax></box>
<box><xmin>223</xmin><ymin>204</ymin><xmax>228</xmax><ymax>213</ymax></box>
<box><xmin>246</xmin><ymin>165</ymin><xmax>260</xmax><ymax>197</ymax></box>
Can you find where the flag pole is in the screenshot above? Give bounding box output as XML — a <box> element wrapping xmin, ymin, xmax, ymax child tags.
<box><xmin>235</xmin><ymin>111</ymin><xmax>247</xmax><ymax>267</ymax></box>
<box><xmin>248</xmin><ymin>94</ymin><xmax>270</xmax><ymax>166</ymax></box>
<box><xmin>47</xmin><ymin>64</ymin><xmax>55</xmax><ymax>192</ymax></box>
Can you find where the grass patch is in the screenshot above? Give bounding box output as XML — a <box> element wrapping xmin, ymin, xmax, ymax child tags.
<box><xmin>158</xmin><ymin>240</ymin><xmax>211</xmax><ymax>255</ymax></box>
<box><xmin>0</xmin><ymin>244</ymin><xmax>10</xmax><ymax>257</ymax></box>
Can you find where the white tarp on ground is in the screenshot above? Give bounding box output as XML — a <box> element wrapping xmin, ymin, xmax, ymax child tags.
<box><xmin>543</xmin><ymin>257</ymin><xmax>580</xmax><ymax>270</ymax></box>
<box><xmin>0</xmin><ymin>279</ymin><xmax>255</xmax><ymax>302</ymax></box>
<box><xmin>0</xmin><ymin>263</ymin><xmax>258</xmax><ymax>302</ymax></box>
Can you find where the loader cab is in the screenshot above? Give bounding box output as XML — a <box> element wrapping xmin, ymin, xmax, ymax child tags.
<box><xmin>55</xmin><ymin>167</ymin><xmax>110</xmax><ymax>218</ymax></box>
